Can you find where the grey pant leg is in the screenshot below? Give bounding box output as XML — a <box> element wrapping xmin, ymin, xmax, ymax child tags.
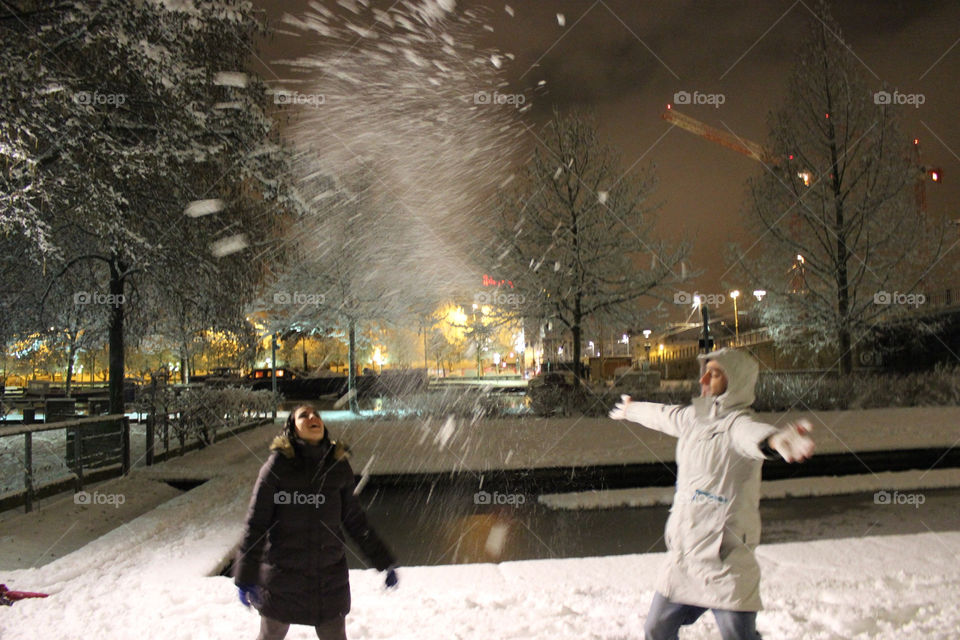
<box><xmin>712</xmin><ymin>609</ymin><xmax>762</xmax><ymax>640</ymax></box>
<box><xmin>644</xmin><ymin>592</ymin><xmax>707</xmax><ymax>640</ymax></box>
<box><xmin>257</xmin><ymin>616</ymin><xmax>290</xmax><ymax>640</ymax></box>
<box><xmin>314</xmin><ymin>615</ymin><xmax>348</xmax><ymax>640</ymax></box>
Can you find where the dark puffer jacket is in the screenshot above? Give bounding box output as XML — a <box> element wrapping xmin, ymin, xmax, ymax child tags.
<box><xmin>234</xmin><ymin>433</ymin><xmax>396</xmax><ymax>625</ymax></box>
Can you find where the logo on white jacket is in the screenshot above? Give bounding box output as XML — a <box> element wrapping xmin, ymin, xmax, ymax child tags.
<box><xmin>692</xmin><ymin>489</ymin><xmax>729</xmax><ymax>504</ymax></box>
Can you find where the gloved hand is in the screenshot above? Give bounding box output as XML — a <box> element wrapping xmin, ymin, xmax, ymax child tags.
<box><xmin>768</xmin><ymin>420</ymin><xmax>815</xmax><ymax>463</ymax></box>
<box><xmin>384</xmin><ymin>568</ymin><xmax>399</xmax><ymax>589</ymax></box>
<box><xmin>237</xmin><ymin>584</ymin><xmax>263</xmax><ymax>609</ymax></box>
<box><xmin>608</xmin><ymin>395</ymin><xmax>633</xmax><ymax>421</ymax></box>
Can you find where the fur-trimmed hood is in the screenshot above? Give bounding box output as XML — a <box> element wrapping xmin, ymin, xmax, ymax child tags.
<box><xmin>269</xmin><ymin>434</ymin><xmax>351</xmax><ymax>461</ymax></box>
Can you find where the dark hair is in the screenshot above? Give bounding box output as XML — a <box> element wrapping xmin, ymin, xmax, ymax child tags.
<box><xmin>284</xmin><ymin>404</ymin><xmax>330</xmax><ymax>442</ymax></box>
<box><xmin>284</xmin><ymin>404</ymin><xmax>311</xmax><ymax>438</ymax></box>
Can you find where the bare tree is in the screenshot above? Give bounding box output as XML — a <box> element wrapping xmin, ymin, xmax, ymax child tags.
<box><xmin>731</xmin><ymin>1</ymin><xmax>956</xmax><ymax>375</ymax></box>
<box><xmin>489</xmin><ymin>110</ymin><xmax>689</xmax><ymax>385</ymax></box>
<box><xmin>1</xmin><ymin>1</ymin><xmax>293</xmax><ymax>411</ymax></box>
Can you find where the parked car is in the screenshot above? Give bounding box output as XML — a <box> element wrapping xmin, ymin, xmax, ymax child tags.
<box><xmin>245</xmin><ymin>367</ymin><xmax>296</xmax><ymax>381</ymax></box>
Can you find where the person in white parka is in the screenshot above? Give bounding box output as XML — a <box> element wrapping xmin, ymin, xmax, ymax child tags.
<box><xmin>609</xmin><ymin>347</ymin><xmax>815</xmax><ymax>640</ymax></box>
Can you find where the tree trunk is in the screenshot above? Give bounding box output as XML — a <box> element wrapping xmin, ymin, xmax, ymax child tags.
<box><xmin>571</xmin><ymin>323</ymin><xmax>582</xmax><ymax>387</ymax></box>
<box><xmin>838</xmin><ymin>326</ymin><xmax>853</xmax><ymax>376</ymax></box>
<box><xmin>65</xmin><ymin>338</ymin><xmax>76</xmax><ymax>397</ymax></box>
<box><xmin>825</xmin><ymin>90</ymin><xmax>852</xmax><ymax>376</ymax></box>
<box><xmin>108</xmin><ymin>258</ymin><xmax>126</xmax><ymax>415</ymax></box>
<box><xmin>348</xmin><ymin>319</ymin><xmax>359</xmax><ymax>413</ymax></box>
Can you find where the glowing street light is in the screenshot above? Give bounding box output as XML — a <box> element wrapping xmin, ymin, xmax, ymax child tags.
<box><xmin>730</xmin><ymin>290</ymin><xmax>740</xmax><ymax>343</ymax></box>
<box><xmin>752</xmin><ymin>289</ymin><xmax>766</xmax><ymax>302</ymax></box>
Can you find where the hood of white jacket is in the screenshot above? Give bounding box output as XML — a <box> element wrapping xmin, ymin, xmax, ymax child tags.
<box><xmin>695</xmin><ymin>347</ymin><xmax>759</xmax><ymax>417</ymax></box>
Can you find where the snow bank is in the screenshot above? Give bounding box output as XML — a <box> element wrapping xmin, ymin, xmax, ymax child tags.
<box><xmin>326</xmin><ymin>406</ymin><xmax>960</xmax><ymax>475</ymax></box>
<box><xmin>3</xmin><ymin>413</ymin><xmax>959</xmax><ymax>638</ymax></box>
<box><xmin>4</xmin><ymin>506</ymin><xmax>958</xmax><ymax>640</ymax></box>
<box><xmin>2</xmin><ymin>457</ymin><xmax>958</xmax><ymax>639</ymax></box>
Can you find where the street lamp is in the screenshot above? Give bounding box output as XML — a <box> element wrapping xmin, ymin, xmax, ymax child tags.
<box><xmin>730</xmin><ymin>290</ymin><xmax>740</xmax><ymax>343</ymax></box>
<box><xmin>753</xmin><ymin>289</ymin><xmax>766</xmax><ymax>302</ymax></box>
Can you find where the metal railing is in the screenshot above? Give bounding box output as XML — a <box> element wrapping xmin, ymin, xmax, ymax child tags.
<box><xmin>0</xmin><ymin>414</ymin><xmax>129</xmax><ymax>513</ymax></box>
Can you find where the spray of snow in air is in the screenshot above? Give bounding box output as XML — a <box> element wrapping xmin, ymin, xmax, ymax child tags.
<box><xmin>273</xmin><ymin>0</ymin><xmax>528</xmax><ymax>300</ymax></box>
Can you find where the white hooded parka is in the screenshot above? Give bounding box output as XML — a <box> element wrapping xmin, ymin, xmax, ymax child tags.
<box><xmin>622</xmin><ymin>348</ymin><xmax>778</xmax><ymax>611</ymax></box>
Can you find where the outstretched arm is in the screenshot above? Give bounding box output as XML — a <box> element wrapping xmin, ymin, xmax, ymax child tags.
<box><xmin>608</xmin><ymin>395</ymin><xmax>688</xmax><ymax>438</ymax></box>
<box><xmin>765</xmin><ymin>419</ymin><xmax>815</xmax><ymax>463</ymax></box>
<box><xmin>731</xmin><ymin>417</ymin><xmax>815</xmax><ymax>462</ymax></box>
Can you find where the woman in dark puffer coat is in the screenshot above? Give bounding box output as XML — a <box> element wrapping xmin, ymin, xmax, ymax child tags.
<box><xmin>234</xmin><ymin>405</ymin><xmax>398</xmax><ymax>640</ymax></box>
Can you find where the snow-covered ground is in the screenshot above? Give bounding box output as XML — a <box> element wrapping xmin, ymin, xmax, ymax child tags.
<box><xmin>2</xmin><ymin>412</ymin><xmax>959</xmax><ymax>638</ymax></box>
<box><xmin>2</xmin><ymin>462</ymin><xmax>958</xmax><ymax>639</ymax></box>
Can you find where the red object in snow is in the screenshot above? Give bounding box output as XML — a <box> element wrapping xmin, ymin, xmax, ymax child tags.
<box><xmin>0</xmin><ymin>583</ymin><xmax>49</xmax><ymax>606</ymax></box>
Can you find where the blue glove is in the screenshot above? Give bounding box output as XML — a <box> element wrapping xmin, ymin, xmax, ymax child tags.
<box><xmin>237</xmin><ymin>584</ymin><xmax>262</xmax><ymax>609</ymax></box>
<box><xmin>384</xmin><ymin>568</ymin><xmax>399</xmax><ymax>589</ymax></box>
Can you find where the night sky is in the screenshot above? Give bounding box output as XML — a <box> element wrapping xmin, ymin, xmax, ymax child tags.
<box><xmin>252</xmin><ymin>0</ymin><xmax>959</xmax><ymax>316</ymax></box>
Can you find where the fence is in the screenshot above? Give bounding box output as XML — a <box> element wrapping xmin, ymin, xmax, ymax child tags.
<box><xmin>0</xmin><ymin>405</ymin><xmax>274</xmax><ymax>513</ymax></box>
<box><xmin>0</xmin><ymin>415</ymin><xmax>129</xmax><ymax>513</ymax></box>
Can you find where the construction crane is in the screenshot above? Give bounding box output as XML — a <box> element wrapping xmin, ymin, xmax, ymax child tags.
<box><xmin>661</xmin><ymin>104</ymin><xmax>942</xmax><ymax>213</ymax></box>
<box><xmin>661</xmin><ymin>104</ymin><xmax>946</xmax><ymax>291</ymax></box>
<box><xmin>661</xmin><ymin>104</ymin><xmax>776</xmax><ymax>165</ymax></box>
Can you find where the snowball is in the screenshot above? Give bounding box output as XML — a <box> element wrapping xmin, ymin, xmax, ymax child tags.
<box><xmin>212</xmin><ymin>71</ymin><xmax>248</xmax><ymax>88</ymax></box>
<box><xmin>210</xmin><ymin>234</ymin><xmax>248</xmax><ymax>257</ymax></box>
<box><xmin>484</xmin><ymin>522</ymin><xmax>510</xmax><ymax>557</ymax></box>
<box><xmin>184</xmin><ymin>199</ymin><xmax>224</xmax><ymax>217</ymax></box>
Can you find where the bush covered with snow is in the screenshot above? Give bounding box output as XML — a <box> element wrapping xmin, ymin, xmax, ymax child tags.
<box><xmin>377</xmin><ymin>387</ymin><xmax>522</xmax><ymax>420</ymax></box>
<box><xmin>134</xmin><ymin>385</ymin><xmax>274</xmax><ymax>450</ymax></box>
<box><xmin>754</xmin><ymin>365</ymin><xmax>960</xmax><ymax>411</ymax></box>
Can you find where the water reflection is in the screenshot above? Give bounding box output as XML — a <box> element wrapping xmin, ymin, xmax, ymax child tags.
<box><xmin>346</xmin><ymin>485</ymin><xmax>960</xmax><ymax>568</ymax></box>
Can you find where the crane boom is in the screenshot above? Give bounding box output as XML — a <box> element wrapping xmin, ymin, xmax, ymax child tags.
<box><xmin>661</xmin><ymin>105</ymin><xmax>773</xmax><ymax>164</ymax></box>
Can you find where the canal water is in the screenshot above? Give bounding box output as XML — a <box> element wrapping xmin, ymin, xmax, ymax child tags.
<box><xmin>346</xmin><ymin>485</ymin><xmax>960</xmax><ymax>568</ymax></box>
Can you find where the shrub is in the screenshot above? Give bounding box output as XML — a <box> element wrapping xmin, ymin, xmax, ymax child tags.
<box><xmin>753</xmin><ymin>365</ymin><xmax>960</xmax><ymax>411</ymax></box>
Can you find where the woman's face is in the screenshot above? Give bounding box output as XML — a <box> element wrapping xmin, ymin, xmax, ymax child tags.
<box><xmin>293</xmin><ymin>406</ymin><xmax>325</xmax><ymax>444</ymax></box>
